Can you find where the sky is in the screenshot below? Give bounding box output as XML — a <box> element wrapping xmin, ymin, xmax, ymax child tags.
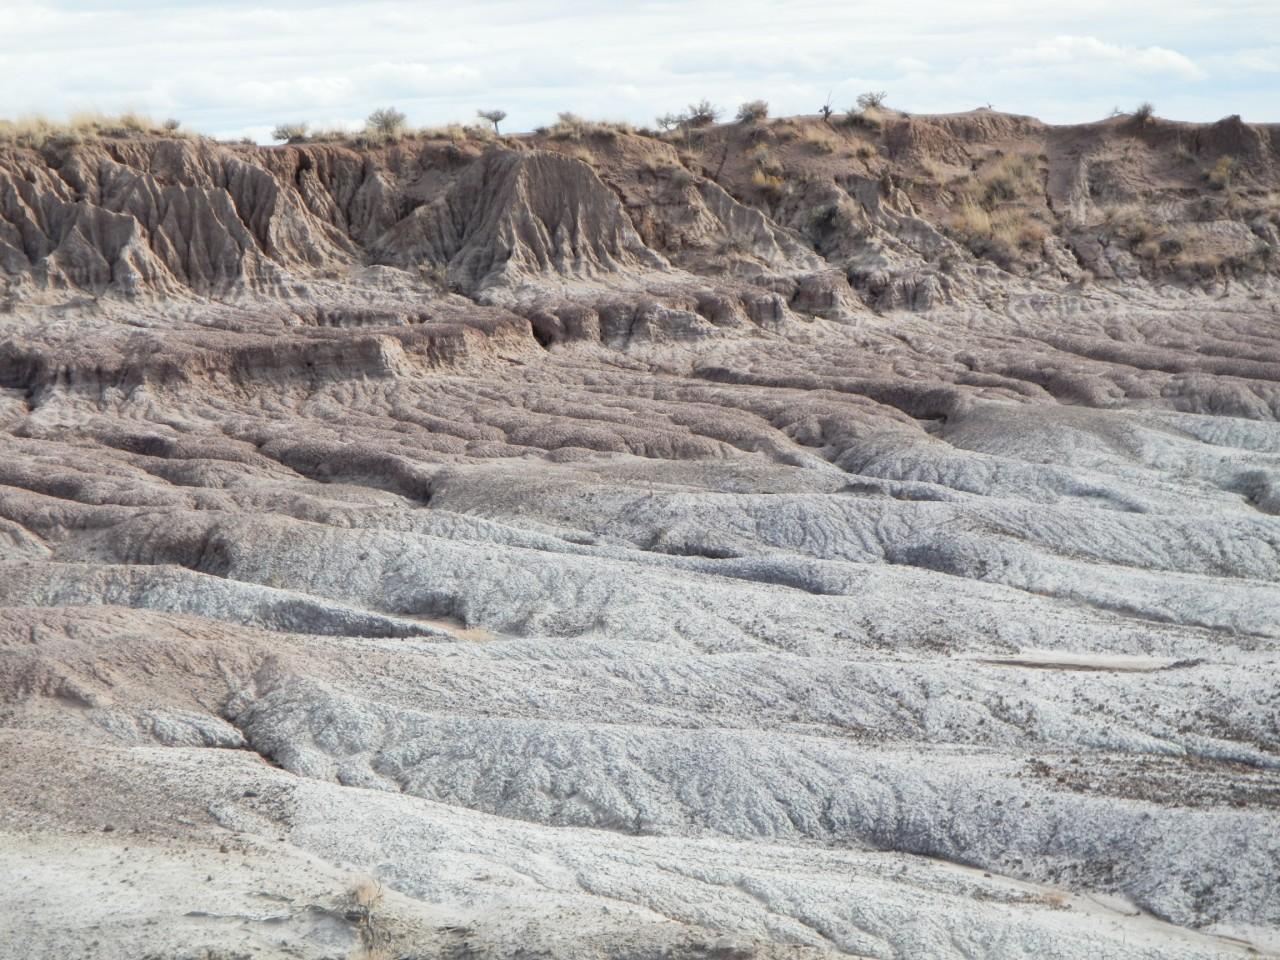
<box><xmin>1</xmin><ymin>1</ymin><xmax>1277</xmax><ymax>142</ymax></box>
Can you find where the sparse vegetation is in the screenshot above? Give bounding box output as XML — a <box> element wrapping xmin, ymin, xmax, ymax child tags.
<box><xmin>1105</xmin><ymin>204</ymin><xmax>1159</xmax><ymax>245</ymax></box>
<box><xmin>347</xmin><ymin>876</ymin><xmax>386</xmax><ymax>959</ymax></box>
<box><xmin>550</xmin><ymin>112</ymin><xmax>587</xmax><ymax>140</ymax></box>
<box><xmin>272</xmin><ymin>122</ymin><xmax>308</xmax><ymax>144</ymax></box>
<box><xmin>547</xmin><ymin>113</ymin><xmax>632</xmax><ymax>141</ymax></box>
<box><xmin>949</xmin><ymin>198</ymin><xmax>1048</xmax><ymax>266</ymax></box>
<box><xmin>800</xmin><ymin>125</ymin><xmax>840</xmax><ymax>154</ymax></box>
<box><xmin>419</xmin><ymin>122</ymin><xmax>494</xmax><ymax>143</ymax></box>
<box><xmin>968</xmin><ymin>153</ymin><xmax>1042</xmax><ymax>206</ymax></box>
<box><xmin>685</xmin><ymin>99</ymin><xmax>720</xmax><ymax>127</ymax></box>
<box><xmin>365</xmin><ymin>107</ymin><xmax>407</xmax><ymax>143</ymax></box>
<box><xmin>1100</xmin><ymin>202</ymin><xmax>1261</xmax><ymax>279</ymax></box>
<box><xmin>0</xmin><ymin>112</ymin><xmax>189</xmax><ymax>148</ymax></box>
<box><xmin>418</xmin><ymin>262</ymin><xmax>450</xmax><ymax>290</ymax></box>
<box><xmin>751</xmin><ymin>167</ymin><xmax>786</xmax><ymax>199</ymax></box>
<box><xmin>845</xmin><ymin>104</ymin><xmax>885</xmax><ymax>132</ymax></box>
<box><xmin>477</xmin><ymin>109</ymin><xmax>507</xmax><ymax>134</ymax></box>
<box><xmin>857</xmin><ymin>91</ymin><xmax>888</xmax><ymax>111</ymax></box>
<box><xmin>945</xmin><ymin>152</ymin><xmax>1048</xmax><ymax>267</ymax></box>
<box><xmin>1132</xmin><ymin>102</ymin><xmax>1156</xmax><ymax>125</ymax></box>
<box><xmin>1207</xmin><ymin>155</ymin><xmax>1234</xmax><ymax>190</ymax></box>
<box><xmin>645</xmin><ymin>157</ymin><xmax>695</xmax><ymax>188</ymax></box>
<box><xmin>562</xmin><ymin>144</ymin><xmax>597</xmax><ymax>166</ymax></box>
<box><xmin>917</xmin><ymin>155</ymin><xmax>947</xmax><ymax>182</ymax></box>
<box><xmin>736</xmin><ymin>100</ymin><xmax>769</xmax><ymax>124</ymax></box>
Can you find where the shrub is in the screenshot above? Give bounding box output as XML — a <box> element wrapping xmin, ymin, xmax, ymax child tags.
<box><xmin>751</xmin><ymin>168</ymin><xmax>785</xmax><ymax>197</ymax></box>
<box><xmin>655</xmin><ymin>112</ymin><xmax>684</xmax><ymax>132</ymax></box>
<box><xmin>420</xmin><ymin>122</ymin><xmax>486</xmax><ymax>142</ymax></box>
<box><xmin>1133</xmin><ymin>102</ymin><xmax>1155</xmax><ymax>124</ymax></box>
<box><xmin>846</xmin><ymin>106</ymin><xmax>884</xmax><ymax>131</ymax></box>
<box><xmin>550</xmin><ymin>112</ymin><xmax>588</xmax><ymax>140</ymax></box>
<box><xmin>1172</xmin><ymin>251</ymin><xmax>1223</xmax><ymax>278</ymax></box>
<box><xmin>477</xmin><ymin>109</ymin><xmax>506</xmax><ymax>134</ymax></box>
<box><xmin>685</xmin><ymin>99</ymin><xmax>720</xmax><ymax>127</ymax></box>
<box><xmin>949</xmin><ymin>197</ymin><xmax>1048</xmax><ymax>267</ymax></box>
<box><xmin>801</xmin><ymin>125</ymin><xmax>839</xmax><ymax>154</ymax></box>
<box><xmin>1105</xmin><ymin>204</ymin><xmax>1158</xmax><ymax>244</ymax></box>
<box><xmin>562</xmin><ymin>144</ymin><xmax>596</xmax><ymax>166</ymax></box>
<box><xmin>549</xmin><ymin>114</ymin><xmax>631</xmax><ymax>141</ymax></box>
<box><xmin>856</xmin><ymin>91</ymin><xmax>887</xmax><ymax>111</ymax></box>
<box><xmin>162</xmin><ymin>118</ymin><xmax>181</xmax><ymax>133</ymax></box>
<box><xmin>1207</xmin><ymin>155</ymin><xmax>1234</xmax><ymax>190</ymax></box>
<box><xmin>736</xmin><ymin>100</ymin><xmax>769</xmax><ymax>123</ymax></box>
<box><xmin>974</xmin><ymin>153</ymin><xmax>1040</xmax><ymax>205</ymax></box>
<box><xmin>366</xmin><ymin>107</ymin><xmax>407</xmax><ymax>142</ymax></box>
<box><xmin>419</xmin><ymin>262</ymin><xmax>450</xmax><ymax>289</ymax></box>
<box><xmin>272</xmin><ymin>122</ymin><xmax>308</xmax><ymax>144</ymax></box>
<box><xmin>118</xmin><ymin>112</ymin><xmax>152</xmax><ymax>134</ymax></box>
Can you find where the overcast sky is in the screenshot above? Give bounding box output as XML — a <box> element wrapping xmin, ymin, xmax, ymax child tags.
<box><xmin>1</xmin><ymin>1</ymin><xmax>1277</xmax><ymax>142</ymax></box>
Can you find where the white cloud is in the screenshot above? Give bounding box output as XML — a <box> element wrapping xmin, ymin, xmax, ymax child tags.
<box><xmin>1005</xmin><ymin>35</ymin><xmax>1206</xmax><ymax>80</ymax></box>
<box><xmin>1212</xmin><ymin>48</ymin><xmax>1280</xmax><ymax>73</ymax></box>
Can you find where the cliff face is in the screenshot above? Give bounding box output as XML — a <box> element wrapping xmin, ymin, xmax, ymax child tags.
<box><xmin>3</xmin><ymin>110</ymin><xmax>1276</xmax><ymax>313</ymax></box>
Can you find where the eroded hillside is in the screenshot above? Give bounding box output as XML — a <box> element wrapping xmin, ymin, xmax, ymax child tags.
<box><xmin>1</xmin><ymin>111</ymin><xmax>1278</xmax><ymax>960</ymax></box>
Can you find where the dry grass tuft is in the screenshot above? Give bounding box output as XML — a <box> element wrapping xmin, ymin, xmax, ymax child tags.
<box><xmin>967</xmin><ymin>152</ymin><xmax>1041</xmax><ymax>206</ymax></box>
<box><xmin>1207</xmin><ymin>155</ymin><xmax>1234</xmax><ymax>190</ymax></box>
<box><xmin>918</xmin><ymin>155</ymin><xmax>947</xmax><ymax>181</ymax></box>
<box><xmin>1104</xmin><ymin>204</ymin><xmax>1159</xmax><ymax>244</ymax></box>
<box><xmin>351</xmin><ymin>876</ymin><xmax>383</xmax><ymax>912</ymax></box>
<box><xmin>943</xmin><ymin>151</ymin><xmax>1046</xmax><ymax>266</ymax></box>
<box><xmin>548</xmin><ymin>113</ymin><xmax>632</xmax><ymax>142</ymax></box>
<box><xmin>845</xmin><ymin>105</ymin><xmax>886</xmax><ymax>131</ymax></box>
<box><xmin>949</xmin><ymin>199</ymin><xmax>1047</xmax><ymax>266</ymax></box>
<box><xmin>800</xmin><ymin>125</ymin><xmax>840</xmax><ymax>154</ymax></box>
<box><xmin>751</xmin><ymin>168</ymin><xmax>786</xmax><ymax>198</ymax></box>
<box><xmin>417</xmin><ymin>122</ymin><xmax>493</xmax><ymax>143</ymax></box>
<box><xmin>0</xmin><ymin>112</ymin><xmax>190</xmax><ymax>148</ymax></box>
<box><xmin>345</xmin><ymin>876</ymin><xmax>389</xmax><ymax>959</ymax></box>
<box><xmin>560</xmin><ymin>144</ymin><xmax>597</xmax><ymax>166</ymax></box>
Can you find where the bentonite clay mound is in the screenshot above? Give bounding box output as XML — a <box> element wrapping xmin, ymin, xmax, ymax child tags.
<box><xmin>0</xmin><ymin>111</ymin><xmax>1279</xmax><ymax>960</ymax></box>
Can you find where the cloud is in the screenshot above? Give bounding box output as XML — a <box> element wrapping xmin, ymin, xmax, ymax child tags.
<box><xmin>1004</xmin><ymin>35</ymin><xmax>1206</xmax><ymax>80</ymax></box>
<box><xmin>1211</xmin><ymin>48</ymin><xmax>1280</xmax><ymax>73</ymax></box>
<box><xmin>0</xmin><ymin>0</ymin><xmax>1274</xmax><ymax>137</ymax></box>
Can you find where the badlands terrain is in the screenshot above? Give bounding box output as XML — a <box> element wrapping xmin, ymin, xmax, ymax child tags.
<box><xmin>0</xmin><ymin>105</ymin><xmax>1279</xmax><ymax>958</ymax></box>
